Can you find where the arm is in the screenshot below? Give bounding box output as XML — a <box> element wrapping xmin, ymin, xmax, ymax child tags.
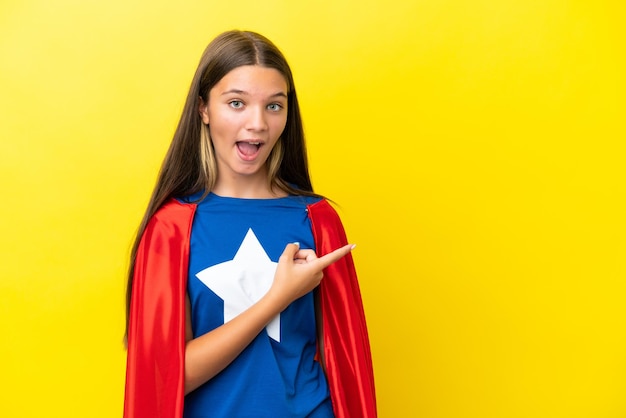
<box><xmin>184</xmin><ymin>242</ymin><xmax>355</xmax><ymax>394</ymax></box>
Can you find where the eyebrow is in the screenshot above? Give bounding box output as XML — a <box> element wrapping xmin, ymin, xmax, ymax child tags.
<box><xmin>221</xmin><ymin>89</ymin><xmax>287</xmax><ymax>98</ymax></box>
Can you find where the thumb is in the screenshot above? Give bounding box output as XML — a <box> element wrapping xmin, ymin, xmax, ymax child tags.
<box><xmin>279</xmin><ymin>242</ymin><xmax>301</xmax><ymax>261</ymax></box>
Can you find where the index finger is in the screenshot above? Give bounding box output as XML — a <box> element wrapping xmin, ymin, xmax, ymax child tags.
<box><xmin>316</xmin><ymin>244</ymin><xmax>356</xmax><ymax>270</ymax></box>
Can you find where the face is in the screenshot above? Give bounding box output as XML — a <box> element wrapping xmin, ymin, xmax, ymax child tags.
<box><xmin>199</xmin><ymin>65</ymin><xmax>288</xmax><ymax>187</ymax></box>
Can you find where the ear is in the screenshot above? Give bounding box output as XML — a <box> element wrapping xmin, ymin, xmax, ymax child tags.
<box><xmin>198</xmin><ymin>96</ymin><xmax>210</xmax><ymax>124</ymax></box>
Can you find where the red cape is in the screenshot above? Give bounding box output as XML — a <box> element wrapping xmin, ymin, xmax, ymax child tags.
<box><xmin>124</xmin><ymin>198</ymin><xmax>376</xmax><ymax>417</ymax></box>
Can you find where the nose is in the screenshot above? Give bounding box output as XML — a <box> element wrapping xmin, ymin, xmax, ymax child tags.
<box><xmin>245</xmin><ymin>106</ymin><xmax>268</xmax><ymax>132</ymax></box>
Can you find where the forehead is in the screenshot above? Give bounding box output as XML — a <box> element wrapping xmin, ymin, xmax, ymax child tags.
<box><xmin>212</xmin><ymin>65</ymin><xmax>288</xmax><ymax>95</ymax></box>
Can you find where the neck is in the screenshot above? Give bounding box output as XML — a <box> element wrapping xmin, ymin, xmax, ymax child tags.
<box><xmin>211</xmin><ymin>175</ymin><xmax>287</xmax><ymax>199</ymax></box>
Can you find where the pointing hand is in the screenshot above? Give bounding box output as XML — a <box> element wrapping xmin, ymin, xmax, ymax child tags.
<box><xmin>267</xmin><ymin>242</ymin><xmax>355</xmax><ymax>310</ymax></box>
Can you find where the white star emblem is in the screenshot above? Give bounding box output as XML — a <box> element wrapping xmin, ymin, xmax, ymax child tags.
<box><xmin>196</xmin><ymin>228</ymin><xmax>281</xmax><ymax>341</ymax></box>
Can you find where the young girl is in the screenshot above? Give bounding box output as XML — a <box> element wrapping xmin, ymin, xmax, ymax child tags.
<box><xmin>124</xmin><ymin>30</ymin><xmax>376</xmax><ymax>418</ymax></box>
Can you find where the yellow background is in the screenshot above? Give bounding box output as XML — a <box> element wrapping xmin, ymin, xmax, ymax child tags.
<box><xmin>1</xmin><ymin>0</ymin><xmax>624</xmax><ymax>417</ymax></box>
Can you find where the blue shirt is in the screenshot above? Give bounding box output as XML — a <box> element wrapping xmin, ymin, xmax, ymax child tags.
<box><xmin>183</xmin><ymin>193</ymin><xmax>334</xmax><ymax>418</ymax></box>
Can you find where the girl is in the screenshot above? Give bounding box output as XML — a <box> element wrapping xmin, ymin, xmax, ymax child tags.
<box><xmin>124</xmin><ymin>30</ymin><xmax>376</xmax><ymax>418</ymax></box>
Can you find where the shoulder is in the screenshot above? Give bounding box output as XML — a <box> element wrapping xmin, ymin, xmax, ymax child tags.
<box><xmin>152</xmin><ymin>198</ymin><xmax>196</xmax><ymax>220</ymax></box>
<box><xmin>142</xmin><ymin>199</ymin><xmax>197</xmax><ymax>241</ymax></box>
<box><xmin>307</xmin><ymin>199</ymin><xmax>347</xmax><ymax>236</ymax></box>
<box><xmin>307</xmin><ymin>198</ymin><xmax>341</xmax><ymax>221</ymax></box>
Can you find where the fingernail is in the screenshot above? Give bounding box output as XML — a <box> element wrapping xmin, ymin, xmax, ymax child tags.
<box><xmin>350</xmin><ymin>244</ymin><xmax>356</xmax><ymax>250</ymax></box>
<box><xmin>293</xmin><ymin>242</ymin><xmax>300</xmax><ymax>247</ymax></box>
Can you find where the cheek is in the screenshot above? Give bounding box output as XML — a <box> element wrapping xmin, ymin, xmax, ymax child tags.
<box><xmin>272</xmin><ymin>116</ymin><xmax>288</xmax><ymax>136</ymax></box>
<box><xmin>207</xmin><ymin>112</ymin><xmax>235</xmax><ymax>138</ymax></box>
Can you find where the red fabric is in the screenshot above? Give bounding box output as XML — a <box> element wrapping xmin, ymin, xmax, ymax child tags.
<box><xmin>124</xmin><ymin>200</ymin><xmax>196</xmax><ymax>418</ymax></box>
<box><xmin>308</xmin><ymin>199</ymin><xmax>377</xmax><ymax>418</ymax></box>
<box><xmin>124</xmin><ymin>198</ymin><xmax>376</xmax><ymax>418</ymax></box>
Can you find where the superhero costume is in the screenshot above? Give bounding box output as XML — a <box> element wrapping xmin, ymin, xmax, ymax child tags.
<box><xmin>124</xmin><ymin>197</ymin><xmax>376</xmax><ymax>417</ymax></box>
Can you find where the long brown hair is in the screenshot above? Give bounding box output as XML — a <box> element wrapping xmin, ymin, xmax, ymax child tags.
<box><xmin>125</xmin><ymin>30</ymin><xmax>320</xmax><ymax>336</ymax></box>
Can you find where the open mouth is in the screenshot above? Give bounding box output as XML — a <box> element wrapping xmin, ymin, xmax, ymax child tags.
<box><xmin>236</xmin><ymin>141</ymin><xmax>262</xmax><ymax>158</ymax></box>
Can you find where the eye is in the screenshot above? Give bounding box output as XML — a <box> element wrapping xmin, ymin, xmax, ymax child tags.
<box><xmin>229</xmin><ymin>100</ymin><xmax>244</xmax><ymax>109</ymax></box>
<box><xmin>267</xmin><ymin>103</ymin><xmax>283</xmax><ymax>112</ymax></box>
